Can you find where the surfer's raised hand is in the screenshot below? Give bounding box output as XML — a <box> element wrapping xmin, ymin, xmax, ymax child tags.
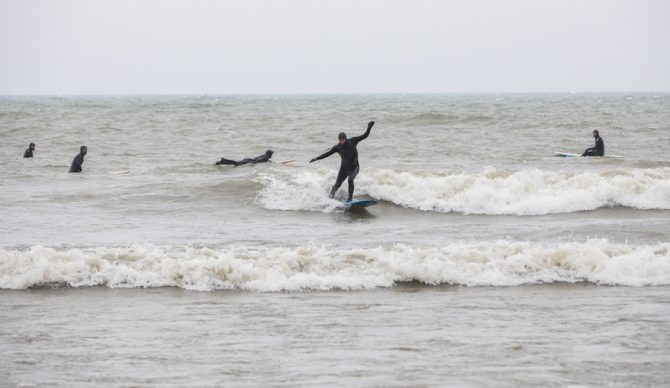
<box><xmin>367</xmin><ymin>121</ymin><xmax>375</xmax><ymax>130</ymax></box>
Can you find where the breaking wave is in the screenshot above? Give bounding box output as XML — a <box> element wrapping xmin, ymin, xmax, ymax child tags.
<box><xmin>1</xmin><ymin>240</ymin><xmax>668</xmax><ymax>291</ymax></box>
<box><xmin>258</xmin><ymin>167</ymin><xmax>670</xmax><ymax>215</ymax></box>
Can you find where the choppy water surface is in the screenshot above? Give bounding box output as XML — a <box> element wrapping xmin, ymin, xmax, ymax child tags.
<box><xmin>1</xmin><ymin>94</ymin><xmax>669</xmax><ymax>386</ymax></box>
<box><xmin>2</xmin><ymin>285</ymin><xmax>669</xmax><ymax>387</ymax></box>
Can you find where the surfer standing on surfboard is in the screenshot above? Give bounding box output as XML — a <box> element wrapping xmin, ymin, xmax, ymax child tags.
<box><xmin>310</xmin><ymin>121</ymin><xmax>374</xmax><ymax>202</ymax></box>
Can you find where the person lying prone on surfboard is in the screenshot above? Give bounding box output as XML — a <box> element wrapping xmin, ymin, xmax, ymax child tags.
<box><xmin>215</xmin><ymin>149</ymin><xmax>274</xmax><ymax>166</ymax></box>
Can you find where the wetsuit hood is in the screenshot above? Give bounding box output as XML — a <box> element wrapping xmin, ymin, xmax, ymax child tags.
<box><xmin>265</xmin><ymin>149</ymin><xmax>273</xmax><ymax>158</ymax></box>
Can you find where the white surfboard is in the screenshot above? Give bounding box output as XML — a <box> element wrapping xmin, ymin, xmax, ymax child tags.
<box><xmin>554</xmin><ymin>151</ymin><xmax>580</xmax><ymax>158</ymax></box>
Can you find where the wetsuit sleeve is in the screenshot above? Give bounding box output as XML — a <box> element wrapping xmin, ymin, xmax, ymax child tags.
<box><xmin>251</xmin><ymin>154</ymin><xmax>270</xmax><ymax>163</ymax></box>
<box><xmin>315</xmin><ymin>146</ymin><xmax>337</xmax><ymax>161</ymax></box>
<box><xmin>348</xmin><ymin>126</ymin><xmax>371</xmax><ymax>146</ymax></box>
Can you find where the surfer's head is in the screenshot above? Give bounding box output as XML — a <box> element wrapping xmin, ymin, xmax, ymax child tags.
<box><xmin>593</xmin><ymin>130</ymin><xmax>599</xmax><ymax>138</ymax></box>
<box><xmin>265</xmin><ymin>149</ymin><xmax>273</xmax><ymax>158</ymax></box>
<box><xmin>29</xmin><ymin>142</ymin><xmax>35</xmax><ymax>150</ymax></box>
<box><xmin>338</xmin><ymin>132</ymin><xmax>347</xmax><ymax>145</ymax></box>
<box><xmin>80</xmin><ymin>145</ymin><xmax>87</xmax><ymax>155</ymax></box>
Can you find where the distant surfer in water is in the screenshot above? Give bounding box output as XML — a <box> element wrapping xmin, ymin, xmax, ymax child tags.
<box><xmin>310</xmin><ymin>121</ymin><xmax>374</xmax><ymax>202</ymax></box>
<box><xmin>69</xmin><ymin>146</ymin><xmax>87</xmax><ymax>173</ymax></box>
<box><xmin>23</xmin><ymin>143</ymin><xmax>35</xmax><ymax>158</ymax></box>
<box><xmin>582</xmin><ymin>130</ymin><xmax>604</xmax><ymax>157</ymax></box>
<box><xmin>216</xmin><ymin>149</ymin><xmax>273</xmax><ymax>166</ymax></box>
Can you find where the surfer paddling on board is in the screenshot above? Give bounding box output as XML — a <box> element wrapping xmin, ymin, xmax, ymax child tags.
<box><xmin>310</xmin><ymin>121</ymin><xmax>374</xmax><ymax>202</ymax></box>
<box><xmin>581</xmin><ymin>130</ymin><xmax>604</xmax><ymax>157</ymax></box>
<box><xmin>216</xmin><ymin>149</ymin><xmax>273</xmax><ymax>166</ymax></box>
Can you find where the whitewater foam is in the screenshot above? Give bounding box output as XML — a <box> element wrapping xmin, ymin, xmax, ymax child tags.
<box><xmin>1</xmin><ymin>240</ymin><xmax>668</xmax><ymax>291</ymax></box>
<box><xmin>256</xmin><ymin>167</ymin><xmax>342</xmax><ymax>212</ymax></box>
<box><xmin>363</xmin><ymin>167</ymin><xmax>670</xmax><ymax>215</ymax></box>
<box><xmin>257</xmin><ymin>166</ymin><xmax>670</xmax><ymax>215</ymax></box>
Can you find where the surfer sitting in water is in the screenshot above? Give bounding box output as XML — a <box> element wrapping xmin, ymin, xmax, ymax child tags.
<box><xmin>582</xmin><ymin>130</ymin><xmax>604</xmax><ymax>157</ymax></box>
<box><xmin>310</xmin><ymin>121</ymin><xmax>374</xmax><ymax>202</ymax></box>
<box><xmin>24</xmin><ymin>143</ymin><xmax>35</xmax><ymax>158</ymax></box>
<box><xmin>69</xmin><ymin>146</ymin><xmax>87</xmax><ymax>173</ymax></box>
<box><xmin>216</xmin><ymin>149</ymin><xmax>273</xmax><ymax>166</ymax></box>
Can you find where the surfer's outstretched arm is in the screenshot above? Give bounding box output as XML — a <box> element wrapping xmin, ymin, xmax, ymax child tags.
<box><xmin>310</xmin><ymin>147</ymin><xmax>336</xmax><ymax>163</ymax></box>
<box><xmin>349</xmin><ymin>121</ymin><xmax>374</xmax><ymax>144</ymax></box>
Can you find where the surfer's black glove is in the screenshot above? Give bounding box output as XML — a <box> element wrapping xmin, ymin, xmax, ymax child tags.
<box><xmin>367</xmin><ymin>121</ymin><xmax>375</xmax><ymax>130</ymax></box>
<box><xmin>309</xmin><ymin>158</ymin><xmax>316</xmax><ymax>163</ymax></box>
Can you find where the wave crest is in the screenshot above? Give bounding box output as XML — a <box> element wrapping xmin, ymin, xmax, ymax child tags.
<box><xmin>362</xmin><ymin>167</ymin><xmax>670</xmax><ymax>215</ymax></box>
<box><xmin>256</xmin><ymin>167</ymin><xmax>670</xmax><ymax>215</ymax></box>
<box><xmin>1</xmin><ymin>240</ymin><xmax>668</xmax><ymax>291</ymax></box>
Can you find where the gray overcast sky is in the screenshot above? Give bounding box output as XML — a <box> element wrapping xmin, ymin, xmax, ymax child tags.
<box><xmin>1</xmin><ymin>0</ymin><xmax>669</xmax><ymax>94</ymax></box>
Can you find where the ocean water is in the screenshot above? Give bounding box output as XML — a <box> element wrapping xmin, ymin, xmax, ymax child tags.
<box><xmin>1</xmin><ymin>94</ymin><xmax>669</xmax><ymax>386</ymax></box>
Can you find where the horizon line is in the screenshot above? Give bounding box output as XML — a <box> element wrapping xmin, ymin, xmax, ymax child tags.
<box><xmin>1</xmin><ymin>91</ymin><xmax>669</xmax><ymax>97</ymax></box>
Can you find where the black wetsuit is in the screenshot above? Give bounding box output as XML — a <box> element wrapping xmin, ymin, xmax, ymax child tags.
<box><xmin>582</xmin><ymin>136</ymin><xmax>604</xmax><ymax>157</ymax></box>
<box><xmin>216</xmin><ymin>150</ymin><xmax>273</xmax><ymax>166</ymax></box>
<box><xmin>314</xmin><ymin>127</ymin><xmax>371</xmax><ymax>201</ymax></box>
<box><xmin>23</xmin><ymin>148</ymin><xmax>33</xmax><ymax>158</ymax></box>
<box><xmin>69</xmin><ymin>153</ymin><xmax>85</xmax><ymax>173</ymax></box>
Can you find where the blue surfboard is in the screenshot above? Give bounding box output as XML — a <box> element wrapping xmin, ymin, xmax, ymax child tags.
<box><xmin>336</xmin><ymin>199</ymin><xmax>378</xmax><ymax>210</ymax></box>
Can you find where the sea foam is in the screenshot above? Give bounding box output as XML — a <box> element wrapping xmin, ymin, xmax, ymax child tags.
<box><xmin>1</xmin><ymin>240</ymin><xmax>668</xmax><ymax>291</ymax></box>
<box><xmin>258</xmin><ymin>167</ymin><xmax>670</xmax><ymax>215</ymax></box>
